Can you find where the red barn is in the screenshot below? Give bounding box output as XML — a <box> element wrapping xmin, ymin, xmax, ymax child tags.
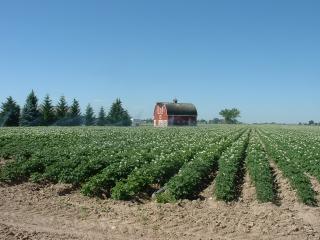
<box><xmin>153</xmin><ymin>99</ymin><xmax>197</xmax><ymax>127</ymax></box>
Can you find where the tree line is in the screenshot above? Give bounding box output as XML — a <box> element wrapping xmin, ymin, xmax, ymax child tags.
<box><xmin>299</xmin><ymin>120</ymin><xmax>320</xmax><ymax>126</ymax></box>
<box><xmin>0</xmin><ymin>90</ymin><xmax>132</xmax><ymax>127</ymax></box>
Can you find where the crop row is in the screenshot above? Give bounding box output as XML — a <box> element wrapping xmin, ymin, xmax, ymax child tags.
<box><xmin>156</xmin><ymin>129</ymin><xmax>245</xmax><ymax>202</ymax></box>
<box><xmin>0</xmin><ymin>126</ymin><xmax>242</xmax><ymax>201</ymax></box>
<box><xmin>109</xmin><ymin>128</ymin><xmax>242</xmax><ymax>200</ymax></box>
<box><xmin>1</xmin><ymin>125</ymin><xmax>319</xmax><ymax>205</ymax></box>
<box><xmin>245</xmin><ymin>130</ymin><xmax>274</xmax><ymax>202</ymax></box>
<box><xmin>258</xmin><ymin>129</ymin><xmax>316</xmax><ymax>205</ymax></box>
<box><xmin>81</xmin><ymin>128</ymin><xmax>227</xmax><ymax>197</ymax></box>
<box><xmin>259</xmin><ymin>126</ymin><xmax>320</xmax><ymax>182</ymax></box>
<box><xmin>214</xmin><ymin>130</ymin><xmax>250</xmax><ymax>201</ymax></box>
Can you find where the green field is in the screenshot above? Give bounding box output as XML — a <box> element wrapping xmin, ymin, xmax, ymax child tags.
<box><xmin>1</xmin><ymin>125</ymin><xmax>320</xmax><ymax>205</ymax></box>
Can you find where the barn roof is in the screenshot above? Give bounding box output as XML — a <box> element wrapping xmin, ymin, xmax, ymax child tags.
<box><xmin>157</xmin><ymin>102</ymin><xmax>197</xmax><ymax>116</ymax></box>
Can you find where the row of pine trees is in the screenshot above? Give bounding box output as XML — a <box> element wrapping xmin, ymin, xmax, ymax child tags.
<box><xmin>0</xmin><ymin>90</ymin><xmax>132</xmax><ymax>127</ymax></box>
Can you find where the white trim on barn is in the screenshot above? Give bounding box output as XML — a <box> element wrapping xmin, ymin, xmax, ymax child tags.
<box><xmin>154</xmin><ymin>120</ymin><xmax>168</xmax><ymax>127</ymax></box>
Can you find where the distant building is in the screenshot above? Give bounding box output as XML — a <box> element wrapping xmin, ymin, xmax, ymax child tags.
<box><xmin>153</xmin><ymin>99</ymin><xmax>197</xmax><ymax>127</ymax></box>
<box><xmin>131</xmin><ymin>118</ymin><xmax>143</xmax><ymax>126</ymax></box>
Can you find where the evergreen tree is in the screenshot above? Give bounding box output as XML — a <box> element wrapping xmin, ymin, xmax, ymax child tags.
<box><xmin>84</xmin><ymin>104</ymin><xmax>95</xmax><ymax>126</ymax></box>
<box><xmin>20</xmin><ymin>90</ymin><xmax>41</xmax><ymax>126</ymax></box>
<box><xmin>68</xmin><ymin>99</ymin><xmax>82</xmax><ymax>126</ymax></box>
<box><xmin>121</xmin><ymin>109</ymin><xmax>132</xmax><ymax>126</ymax></box>
<box><xmin>56</xmin><ymin>96</ymin><xmax>68</xmax><ymax>125</ymax></box>
<box><xmin>40</xmin><ymin>94</ymin><xmax>56</xmax><ymax>126</ymax></box>
<box><xmin>106</xmin><ymin>98</ymin><xmax>132</xmax><ymax>126</ymax></box>
<box><xmin>0</xmin><ymin>96</ymin><xmax>20</xmax><ymax>127</ymax></box>
<box><xmin>97</xmin><ymin>107</ymin><xmax>106</xmax><ymax>126</ymax></box>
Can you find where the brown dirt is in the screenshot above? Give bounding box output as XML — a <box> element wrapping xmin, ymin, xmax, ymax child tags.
<box><xmin>308</xmin><ymin>174</ymin><xmax>320</xmax><ymax>204</ymax></box>
<box><xmin>0</xmin><ymin>158</ymin><xmax>8</xmax><ymax>167</ymax></box>
<box><xmin>269</xmin><ymin>160</ymin><xmax>298</xmax><ymax>205</ymax></box>
<box><xmin>199</xmin><ymin>172</ymin><xmax>218</xmax><ymax>200</ymax></box>
<box><xmin>240</xmin><ymin>172</ymin><xmax>257</xmax><ymax>204</ymax></box>
<box><xmin>1</xmin><ymin>182</ymin><xmax>320</xmax><ymax>240</ymax></box>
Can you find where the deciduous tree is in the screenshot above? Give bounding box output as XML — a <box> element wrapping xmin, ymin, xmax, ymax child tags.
<box><xmin>219</xmin><ymin>108</ymin><xmax>240</xmax><ymax>124</ymax></box>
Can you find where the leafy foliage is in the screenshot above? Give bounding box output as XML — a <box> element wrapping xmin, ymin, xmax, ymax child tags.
<box><xmin>245</xmin><ymin>130</ymin><xmax>275</xmax><ymax>202</ymax></box>
<box><xmin>110</xmin><ymin>128</ymin><xmax>235</xmax><ymax>200</ymax></box>
<box><xmin>259</xmin><ymin>128</ymin><xmax>316</xmax><ymax>205</ymax></box>
<box><xmin>0</xmin><ymin>125</ymin><xmax>320</xmax><ymax>207</ymax></box>
<box><xmin>214</xmin><ymin>131</ymin><xmax>249</xmax><ymax>201</ymax></box>
<box><xmin>219</xmin><ymin>108</ymin><xmax>240</xmax><ymax>124</ymax></box>
<box><xmin>156</xmin><ymin>129</ymin><xmax>244</xmax><ymax>202</ymax></box>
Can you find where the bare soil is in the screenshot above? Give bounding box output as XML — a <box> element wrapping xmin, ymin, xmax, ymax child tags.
<box><xmin>1</xmin><ymin>180</ymin><xmax>320</xmax><ymax>240</ymax></box>
<box><xmin>0</xmin><ymin>158</ymin><xmax>8</xmax><ymax>168</ymax></box>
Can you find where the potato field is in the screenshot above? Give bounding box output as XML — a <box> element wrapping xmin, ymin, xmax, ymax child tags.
<box><xmin>1</xmin><ymin>125</ymin><xmax>320</xmax><ymax>206</ymax></box>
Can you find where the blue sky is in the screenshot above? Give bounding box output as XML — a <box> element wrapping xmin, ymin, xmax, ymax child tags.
<box><xmin>0</xmin><ymin>0</ymin><xmax>319</xmax><ymax>123</ymax></box>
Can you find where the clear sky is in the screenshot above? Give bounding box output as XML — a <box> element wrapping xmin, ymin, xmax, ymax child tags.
<box><xmin>0</xmin><ymin>0</ymin><xmax>319</xmax><ymax>123</ymax></box>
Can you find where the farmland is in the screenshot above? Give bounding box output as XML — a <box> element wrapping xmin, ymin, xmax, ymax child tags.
<box><xmin>1</xmin><ymin>125</ymin><xmax>320</xmax><ymax>239</ymax></box>
<box><xmin>1</xmin><ymin>125</ymin><xmax>320</xmax><ymax>204</ymax></box>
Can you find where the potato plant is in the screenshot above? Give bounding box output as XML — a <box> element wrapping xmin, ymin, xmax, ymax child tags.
<box><xmin>214</xmin><ymin>131</ymin><xmax>250</xmax><ymax>201</ymax></box>
<box><xmin>0</xmin><ymin>125</ymin><xmax>319</xmax><ymax>206</ymax></box>
<box><xmin>156</xmin><ymin>129</ymin><xmax>245</xmax><ymax>202</ymax></box>
<box><xmin>259</xmin><ymin>129</ymin><xmax>316</xmax><ymax>205</ymax></box>
<box><xmin>245</xmin><ymin>130</ymin><xmax>274</xmax><ymax>202</ymax></box>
